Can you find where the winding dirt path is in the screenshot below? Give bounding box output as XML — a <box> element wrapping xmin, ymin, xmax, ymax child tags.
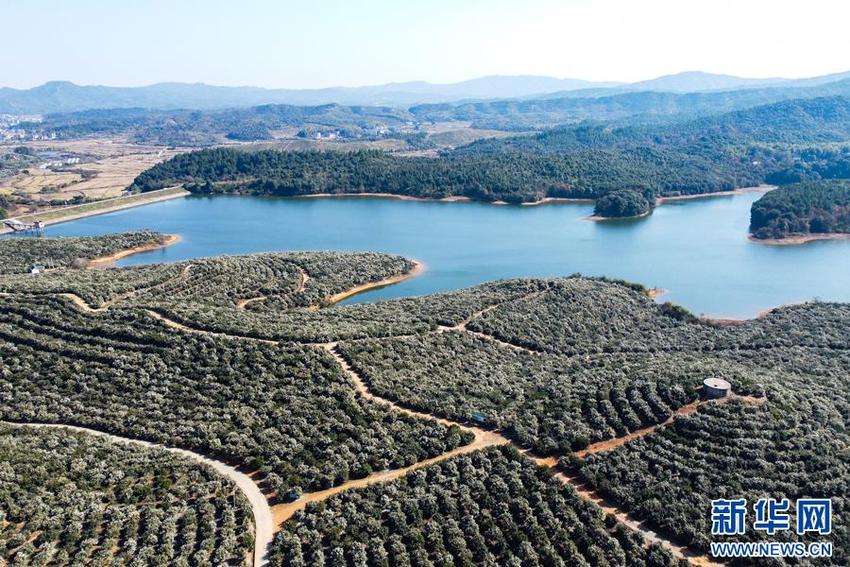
<box><xmin>3</xmin><ymin>422</ymin><xmax>274</xmax><ymax>567</ymax></box>
<box><xmin>271</xmin><ymin>427</ymin><xmax>507</xmax><ymax>527</ymax></box>
<box><xmin>318</xmin><ymin>342</ymin><xmax>723</xmax><ymax>565</ymax></box>
<box><xmin>4</xmin><ymin>260</ymin><xmax>747</xmax><ymax>565</ymax></box>
<box><xmin>236</xmin><ymin>296</ymin><xmax>267</xmax><ymax>310</ymax></box>
<box><xmin>58</xmin><ymin>292</ymin><xmax>111</xmax><ymax>313</ymax></box>
<box><xmin>321</xmin><ymin>343</ymin><xmax>507</xmax><ymax>444</ymax></box>
<box><xmin>574</xmin><ymin>393</ymin><xmax>765</xmax><ymax>459</ymax></box>
<box><xmin>438</xmin><ymin>308</ymin><xmax>530</xmax><ymax>351</ymax></box>
<box><xmin>5</xmin><ymin>285</ymin><xmax>773</xmax><ymax>565</ymax></box>
<box><xmin>551</xmin><ymin>467</ymin><xmax>717</xmax><ymax>565</ymax></box>
<box><xmin>434</xmin><ymin>291</ymin><xmax>546</xmax><ymax>354</ymax></box>
<box><xmin>143</xmin><ymin>308</ymin><xmax>279</xmax><ymax>345</ymax></box>
<box><xmin>54</xmin><ymin>262</ymin><xmax>194</xmax><ymax>313</ymax></box>
<box><xmin>295</xmin><ymin>266</ymin><xmax>309</xmax><ymax>294</ymax></box>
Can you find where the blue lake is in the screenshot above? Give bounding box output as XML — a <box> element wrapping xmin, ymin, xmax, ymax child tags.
<box><xmin>41</xmin><ymin>192</ymin><xmax>850</xmax><ymax>318</ymax></box>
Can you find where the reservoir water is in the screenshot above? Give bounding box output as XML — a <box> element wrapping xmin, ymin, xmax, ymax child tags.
<box><xmin>42</xmin><ymin>192</ymin><xmax>850</xmax><ymax>318</ymax></box>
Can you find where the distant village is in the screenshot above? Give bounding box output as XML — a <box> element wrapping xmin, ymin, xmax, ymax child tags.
<box><xmin>0</xmin><ymin>114</ymin><xmax>46</xmax><ymax>141</ymax></box>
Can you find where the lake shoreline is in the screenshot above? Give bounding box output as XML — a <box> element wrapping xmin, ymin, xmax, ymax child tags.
<box><xmin>40</xmin><ymin>187</ymin><xmax>850</xmax><ymax>319</ymax></box>
<box><xmin>292</xmin><ymin>192</ymin><xmax>596</xmax><ymax>206</ymax></box>
<box><xmin>579</xmin><ymin>185</ymin><xmax>774</xmax><ymax>221</ymax></box>
<box><xmin>748</xmin><ymin>232</ymin><xmax>850</xmax><ymax>246</ymax></box>
<box><xmin>0</xmin><ymin>186</ymin><xmax>189</xmax><ymax>235</ymax></box>
<box><xmin>320</xmin><ymin>260</ymin><xmax>426</xmax><ymax>307</ymax></box>
<box><xmin>655</xmin><ymin>185</ymin><xmax>774</xmax><ymax>204</ymax></box>
<box><xmin>294</xmin><ymin>192</ymin><xmax>473</xmax><ymax>204</ymax></box>
<box><xmin>21</xmin><ymin>184</ymin><xmax>773</xmax><ymax>230</ymax></box>
<box><xmin>582</xmin><ymin>210</ymin><xmax>652</xmax><ymax>222</ymax></box>
<box><xmin>87</xmin><ymin>234</ymin><xmax>181</xmax><ymax>268</ymax></box>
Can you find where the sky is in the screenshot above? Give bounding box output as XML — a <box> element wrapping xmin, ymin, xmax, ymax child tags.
<box><xmin>3</xmin><ymin>0</ymin><xmax>850</xmax><ymax>89</ymax></box>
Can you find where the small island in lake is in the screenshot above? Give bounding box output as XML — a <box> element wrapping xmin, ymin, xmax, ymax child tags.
<box><xmin>591</xmin><ymin>187</ymin><xmax>654</xmax><ymax>219</ymax></box>
<box><xmin>750</xmin><ymin>180</ymin><xmax>850</xmax><ymax>243</ymax></box>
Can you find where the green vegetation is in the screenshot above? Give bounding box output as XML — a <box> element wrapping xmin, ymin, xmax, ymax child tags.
<box><xmin>128</xmin><ymin>97</ymin><xmax>850</xmax><ymax>215</ymax></box>
<box><xmin>0</xmin><ymin>231</ymin><xmax>168</xmax><ymax>274</ymax></box>
<box><xmin>15</xmin><ymin>77</ymin><xmax>850</xmax><ymax>142</ymax></box>
<box><xmin>750</xmin><ymin>180</ymin><xmax>850</xmax><ymax>239</ymax></box>
<box><xmin>329</xmin><ymin>280</ymin><xmax>850</xmax><ymax>563</ymax></box>
<box><xmin>270</xmin><ymin>446</ymin><xmax>683</xmax><ymax>567</ymax></box>
<box><xmin>131</xmin><ymin>145</ymin><xmax>761</xmax><ymax>205</ymax></box>
<box><xmin>20</xmin><ymin>104</ymin><xmax>413</xmax><ymax>146</ymax></box>
<box><xmin>341</xmin><ymin>334</ymin><xmax>707</xmax><ymax>453</ymax></box>
<box><xmin>0</xmin><ymin>249</ymin><xmax>467</xmax><ymax>495</ymax></box>
<box><xmin>592</xmin><ymin>188</ymin><xmax>653</xmax><ymax>218</ymax></box>
<box><xmin>0</xmin><ymin>425</ymin><xmax>253</xmax><ymax>566</ymax></box>
<box><xmin>577</xmin><ymin>347</ymin><xmax>850</xmax><ymax>559</ymax></box>
<box><xmin>338</xmin><ymin>278</ymin><xmax>840</xmax><ymax>455</ymax></box>
<box><xmin>0</xmin><ymin>251</ymin><xmax>415</xmax><ymax>310</ymax></box>
<box><xmin>409</xmin><ymin>79</ymin><xmax>850</xmax><ymax>130</ymax></box>
<box><xmin>458</xmin><ymin>96</ymin><xmax>850</xmax><ymax>155</ymax></box>
<box><xmin>1</xmin><ymin>240</ymin><xmax>849</xmax><ymax>563</ymax></box>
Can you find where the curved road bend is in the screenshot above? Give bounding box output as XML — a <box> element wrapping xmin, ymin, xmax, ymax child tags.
<box><xmin>3</xmin><ymin>422</ymin><xmax>274</xmax><ymax>567</ymax></box>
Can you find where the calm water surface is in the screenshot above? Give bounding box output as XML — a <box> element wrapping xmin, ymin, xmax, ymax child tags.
<box><xmin>42</xmin><ymin>193</ymin><xmax>850</xmax><ymax>318</ymax></box>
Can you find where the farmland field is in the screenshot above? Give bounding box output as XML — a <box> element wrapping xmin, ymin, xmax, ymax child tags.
<box><xmin>0</xmin><ymin>139</ymin><xmax>181</xmax><ymax>218</ymax></box>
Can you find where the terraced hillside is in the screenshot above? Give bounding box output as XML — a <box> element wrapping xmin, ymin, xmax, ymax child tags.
<box><xmin>0</xmin><ymin>425</ymin><xmax>253</xmax><ymax>566</ymax></box>
<box><xmin>0</xmin><ymin>231</ymin><xmax>169</xmax><ymax>274</ymax></box>
<box><xmin>1</xmin><ymin>235</ymin><xmax>848</xmax><ymax>565</ymax></box>
<box><xmin>270</xmin><ymin>446</ymin><xmax>682</xmax><ymax>567</ymax></box>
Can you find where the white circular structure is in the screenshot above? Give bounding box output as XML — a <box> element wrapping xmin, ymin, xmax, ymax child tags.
<box><xmin>703</xmin><ymin>378</ymin><xmax>732</xmax><ymax>399</ymax></box>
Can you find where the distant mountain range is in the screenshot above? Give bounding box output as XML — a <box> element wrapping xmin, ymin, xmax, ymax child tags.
<box><xmin>4</xmin><ymin>70</ymin><xmax>850</xmax><ymax>115</ymax></box>
<box><xmin>628</xmin><ymin>70</ymin><xmax>850</xmax><ymax>92</ymax></box>
<box><xmin>0</xmin><ymin>77</ymin><xmax>621</xmax><ymax>114</ymax></box>
<box><xmin>412</xmin><ymin>78</ymin><xmax>850</xmax><ymax>130</ymax></box>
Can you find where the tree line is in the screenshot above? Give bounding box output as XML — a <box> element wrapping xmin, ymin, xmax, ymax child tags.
<box><xmin>127</xmin><ymin>97</ymin><xmax>850</xmax><ymax>216</ymax></box>
<box><xmin>750</xmin><ymin>179</ymin><xmax>850</xmax><ymax>239</ymax></box>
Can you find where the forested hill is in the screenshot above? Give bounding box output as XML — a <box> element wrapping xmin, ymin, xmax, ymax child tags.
<box><xmin>130</xmin><ymin>97</ymin><xmax>850</xmax><ymax>213</ymax></box>
<box><xmin>130</xmin><ymin>147</ymin><xmax>763</xmax><ymax>204</ymax></box>
<box><xmin>454</xmin><ymin>96</ymin><xmax>850</xmax><ymax>155</ymax></box>
<box><xmin>17</xmin><ymin>103</ymin><xmax>413</xmax><ymax>146</ymax></box>
<box><xmin>750</xmin><ymin>180</ymin><xmax>850</xmax><ymax>239</ymax></box>
<box><xmin>411</xmin><ymin>79</ymin><xmax>850</xmax><ymax>130</ymax></box>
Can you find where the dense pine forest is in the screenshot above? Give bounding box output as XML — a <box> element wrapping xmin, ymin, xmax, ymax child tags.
<box><xmin>1</xmin><ymin>236</ymin><xmax>848</xmax><ymax>564</ymax></box>
<box><xmin>750</xmin><ymin>179</ymin><xmax>850</xmax><ymax>239</ymax></box>
<box><xmin>592</xmin><ymin>188</ymin><xmax>654</xmax><ymax>218</ymax></box>
<box><xmin>128</xmin><ymin>97</ymin><xmax>850</xmax><ymax>215</ymax></box>
<box><xmin>129</xmin><ymin>145</ymin><xmax>762</xmax><ymax>205</ymax></box>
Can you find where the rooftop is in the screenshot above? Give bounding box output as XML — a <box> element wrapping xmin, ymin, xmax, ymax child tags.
<box><xmin>703</xmin><ymin>377</ymin><xmax>732</xmax><ymax>390</ymax></box>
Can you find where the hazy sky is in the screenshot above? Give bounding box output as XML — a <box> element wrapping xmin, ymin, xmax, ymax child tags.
<box><xmin>4</xmin><ymin>0</ymin><xmax>850</xmax><ymax>89</ymax></box>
